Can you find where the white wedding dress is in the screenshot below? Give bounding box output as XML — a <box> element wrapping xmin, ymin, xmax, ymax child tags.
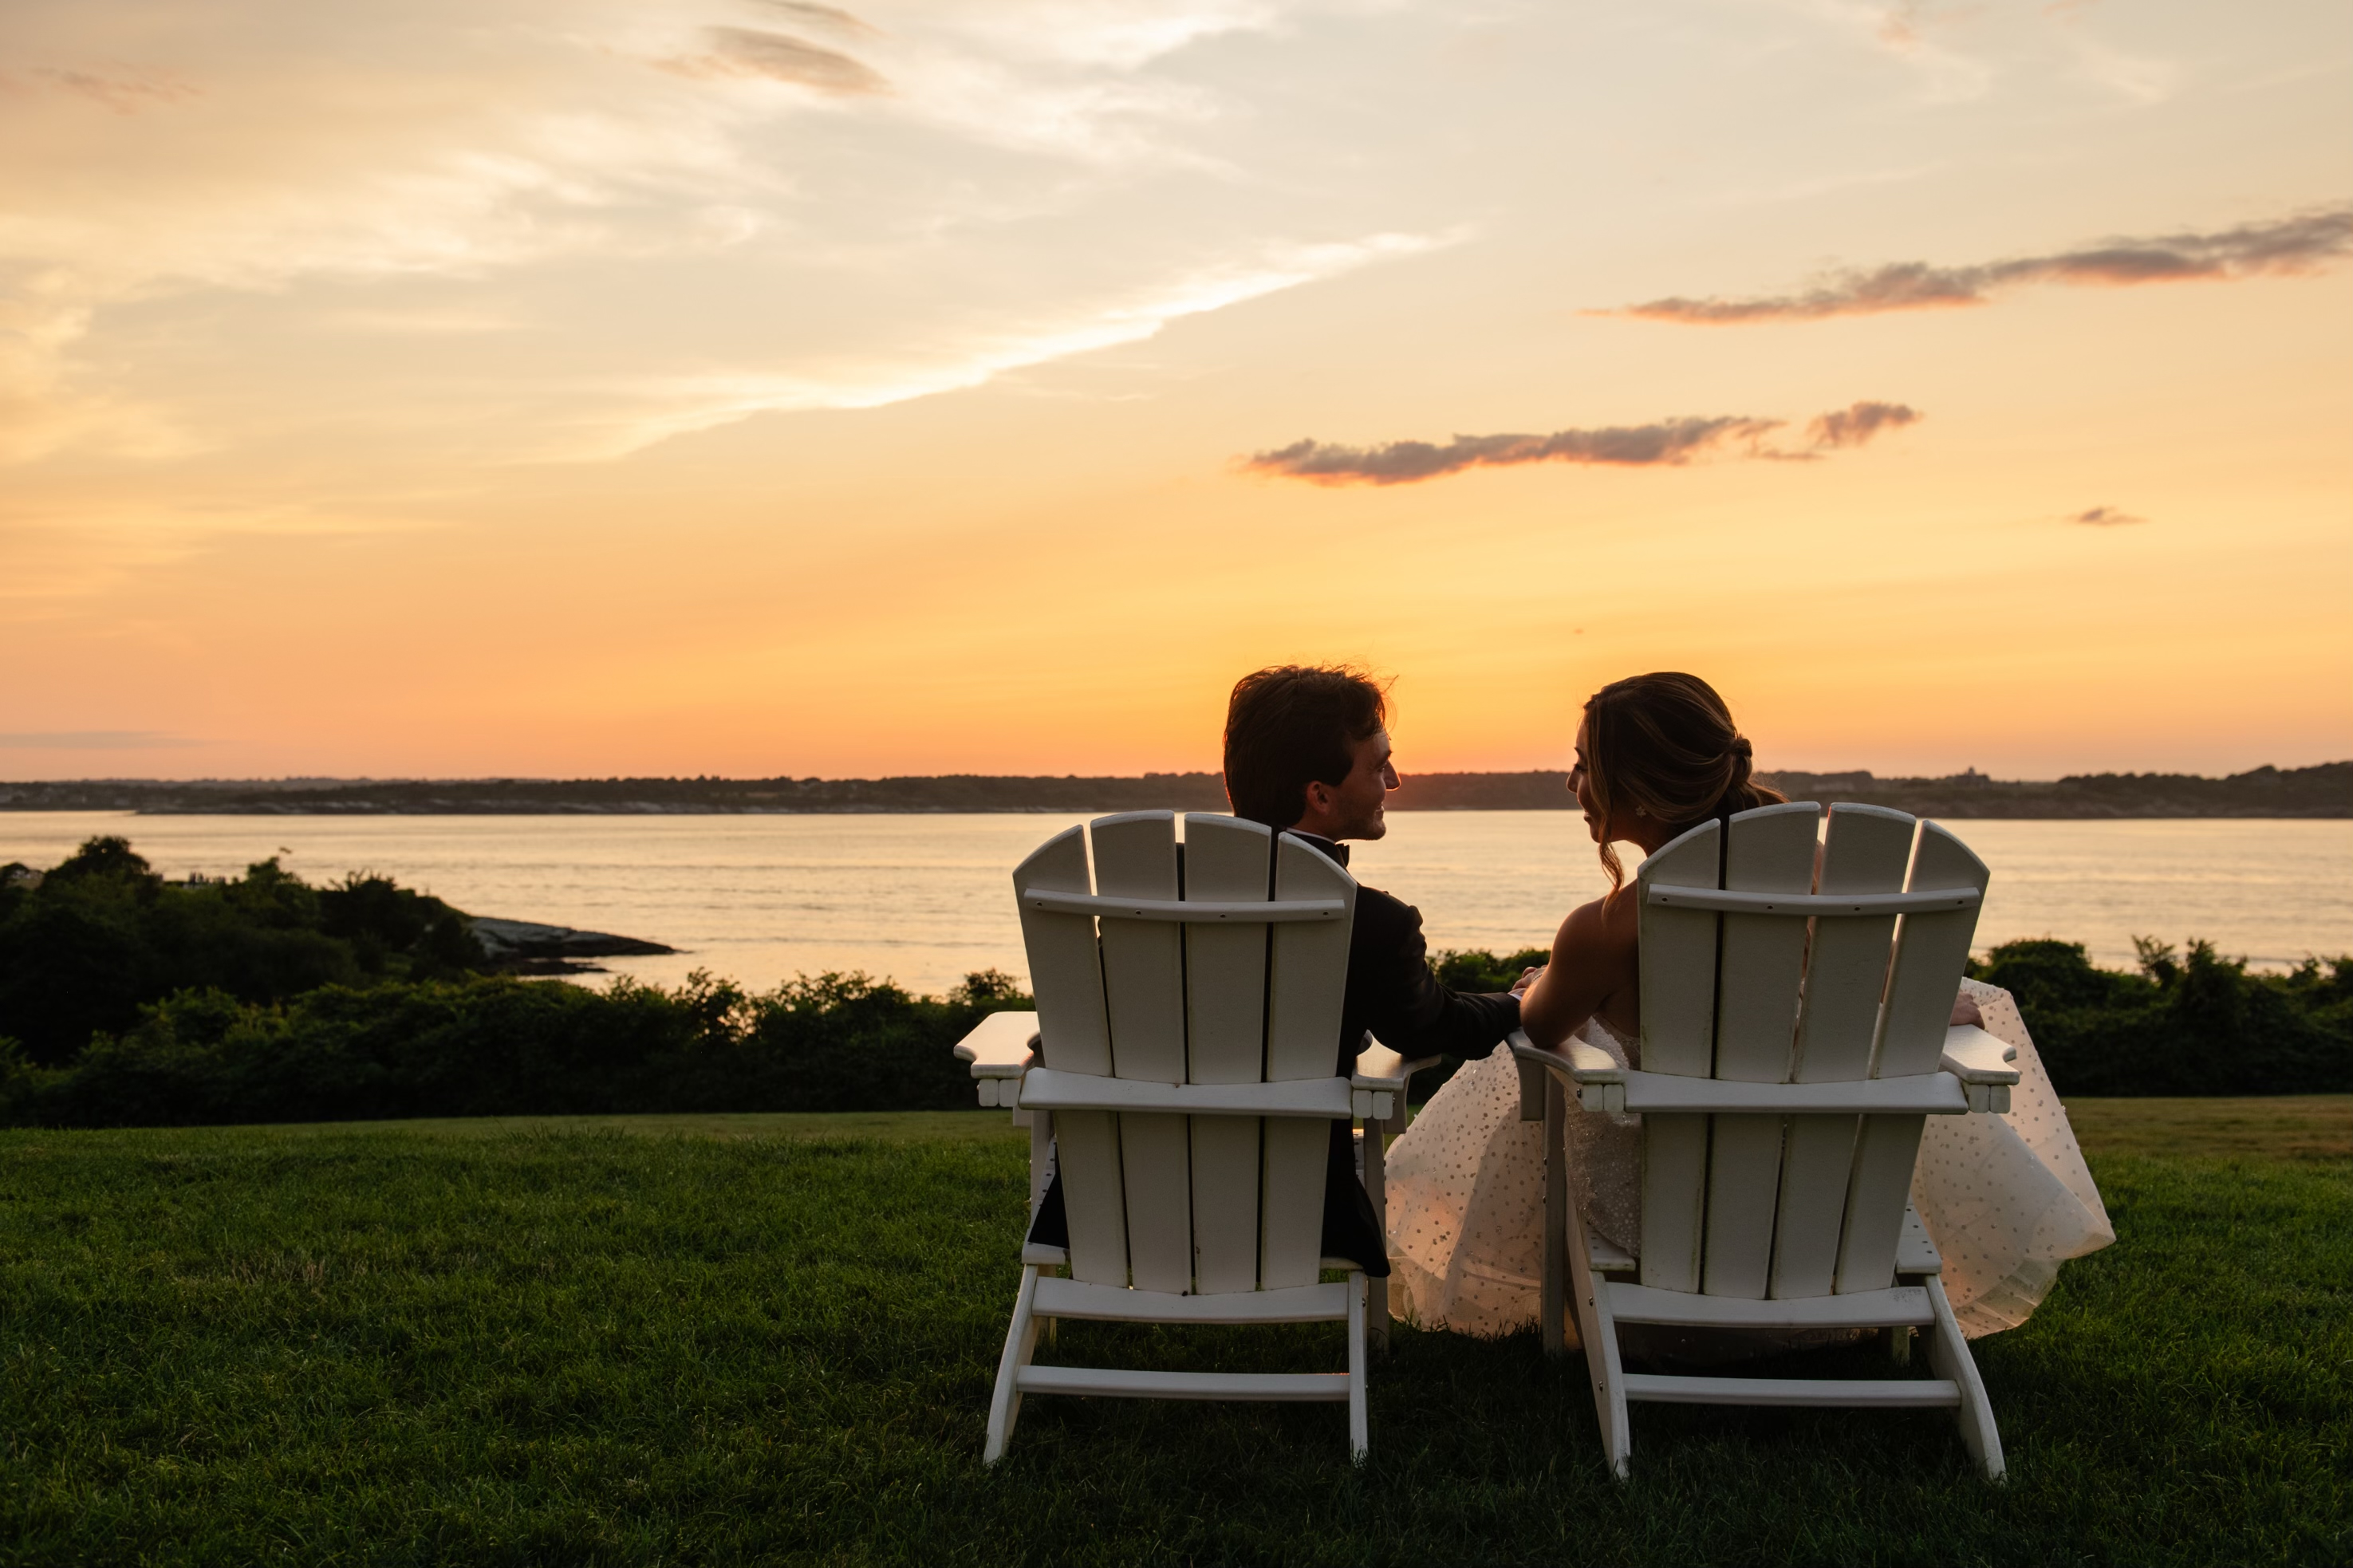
<box><xmin>1385</xmin><ymin>979</ymin><xmax>2114</xmax><ymax>1341</ymax></box>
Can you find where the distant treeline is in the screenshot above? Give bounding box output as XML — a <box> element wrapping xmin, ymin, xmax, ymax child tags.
<box><xmin>2</xmin><ymin>838</ymin><xmax>2347</xmax><ymax>1129</ymax></box>
<box><xmin>4</xmin><ymin>760</ymin><xmax>2347</xmax><ymax>817</ymax></box>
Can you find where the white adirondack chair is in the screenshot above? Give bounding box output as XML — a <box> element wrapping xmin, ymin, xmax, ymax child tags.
<box><xmin>952</xmin><ymin>811</ymin><xmax>1417</xmax><ymax>1464</ymax></box>
<box><xmin>1510</xmin><ymin>802</ymin><xmax>2022</xmax><ymax>1481</ymax></box>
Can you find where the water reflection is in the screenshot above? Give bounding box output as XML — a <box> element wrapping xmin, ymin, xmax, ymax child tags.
<box><xmin>3</xmin><ymin>812</ymin><xmax>2346</xmax><ymax>995</ymax></box>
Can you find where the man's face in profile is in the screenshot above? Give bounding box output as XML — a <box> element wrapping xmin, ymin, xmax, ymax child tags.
<box><xmin>1315</xmin><ymin>727</ymin><xmax>1397</xmax><ymax>841</ymax></box>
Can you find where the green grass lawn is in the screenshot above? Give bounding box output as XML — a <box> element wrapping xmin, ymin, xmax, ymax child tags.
<box><xmin>2</xmin><ymin>1100</ymin><xmax>2347</xmax><ymax>1566</ymax></box>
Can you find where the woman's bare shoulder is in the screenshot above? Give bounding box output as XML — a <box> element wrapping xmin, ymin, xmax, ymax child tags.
<box><xmin>1552</xmin><ymin>886</ymin><xmax>1640</xmax><ymax>959</ymax></box>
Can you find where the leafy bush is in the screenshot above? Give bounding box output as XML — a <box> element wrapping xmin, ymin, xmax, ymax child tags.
<box><xmin>0</xmin><ymin>968</ymin><xmax>1030</xmax><ymax>1129</ymax></box>
<box><xmin>0</xmin><ymin>838</ymin><xmax>489</xmax><ymax>1065</ymax></box>
<box><xmin>1972</xmin><ymin>938</ymin><xmax>2353</xmax><ymax>1095</ymax></box>
<box><xmin>1432</xmin><ymin>947</ymin><xmax>1552</xmax><ymax>995</ymax></box>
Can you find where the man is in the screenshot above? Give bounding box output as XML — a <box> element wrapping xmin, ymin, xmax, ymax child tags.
<box><xmin>1221</xmin><ymin>664</ymin><xmax>1523</xmax><ymax>1077</ymax></box>
<box><xmin>1220</xmin><ymin>664</ymin><xmax>1524</xmax><ymax>1274</ymax></box>
<box><xmin>1028</xmin><ymin>664</ymin><xmax>1519</xmax><ymax>1275</ymax></box>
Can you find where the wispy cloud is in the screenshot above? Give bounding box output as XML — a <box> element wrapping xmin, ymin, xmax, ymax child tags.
<box><xmin>1244</xmin><ymin>401</ymin><xmax>1921</xmax><ymax>486</ymax></box>
<box><xmin>749</xmin><ymin>2</ymin><xmax>878</xmax><ymax>39</ymax></box>
<box><xmin>1790</xmin><ymin>0</ymin><xmax>1992</xmax><ymax>103</ymax></box>
<box><xmin>18</xmin><ymin>65</ymin><xmax>201</xmax><ymax>114</ymax></box>
<box><xmin>1611</xmin><ymin>208</ymin><xmax>2353</xmax><ymax>325</ymax></box>
<box><xmin>0</xmin><ymin>730</ymin><xmax>202</xmax><ymax>749</ymax></box>
<box><xmin>2068</xmin><ymin>505</ymin><xmax>2146</xmax><ymax>526</ymax></box>
<box><xmin>662</xmin><ymin>26</ymin><xmax>889</xmax><ymax>95</ymax></box>
<box><xmin>589</xmin><ymin>230</ymin><xmax>1456</xmax><ymax>455</ymax></box>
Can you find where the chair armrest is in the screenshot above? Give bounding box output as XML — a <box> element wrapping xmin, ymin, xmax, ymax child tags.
<box><xmin>1937</xmin><ymin>1023</ymin><xmax>2017</xmax><ymax>1113</ymax></box>
<box><xmin>1351</xmin><ymin>1038</ymin><xmax>1437</xmax><ymax>1093</ymax></box>
<box><xmin>1940</xmin><ymin>1024</ymin><xmax>2020</xmax><ymax>1085</ymax></box>
<box><xmin>954</xmin><ymin>1010</ymin><xmax>1039</xmax><ymax>1085</ymax></box>
<box><xmin>1509</xmin><ymin>1028</ymin><xmax>1627</xmax><ymax>1116</ymax></box>
<box><xmin>1350</xmin><ymin>1038</ymin><xmax>1433</xmax><ymax>1128</ymax></box>
<box><xmin>1018</xmin><ymin>1070</ymin><xmax>1353</xmax><ymax>1119</ymax></box>
<box><xmin>1508</xmin><ymin>1028</ymin><xmax>1626</xmax><ymax>1086</ymax></box>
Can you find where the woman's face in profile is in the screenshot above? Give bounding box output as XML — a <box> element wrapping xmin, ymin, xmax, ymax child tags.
<box><xmin>1570</xmin><ymin>715</ymin><xmax>1604</xmax><ymax>843</ymax></box>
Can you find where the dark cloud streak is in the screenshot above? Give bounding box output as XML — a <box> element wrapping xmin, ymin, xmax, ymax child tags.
<box><xmin>1245</xmin><ymin>402</ymin><xmax>1919</xmax><ymax>486</ymax></box>
<box><xmin>2069</xmin><ymin>506</ymin><xmax>2147</xmax><ymax>526</ymax></box>
<box><xmin>1616</xmin><ymin>208</ymin><xmax>2353</xmax><ymax>324</ymax></box>
<box><xmin>1247</xmin><ymin>417</ymin><xmax>1776</xmax><ymax>485</ymax></box>
<box><xmin>1809</xmin><ymin>400</ymin><xmax>1921</xmax><ymax>447</ymax></box>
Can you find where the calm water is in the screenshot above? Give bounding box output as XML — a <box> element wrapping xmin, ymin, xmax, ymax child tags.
<box><xmin>5</xmin><ymin>813</ymin><xmax>2347</xmax><ymax>995</ymax></box>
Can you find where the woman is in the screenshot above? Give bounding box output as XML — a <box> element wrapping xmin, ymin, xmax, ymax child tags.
<box><xmin>1382</xmin><ymin>672</ymin><xmax>2112</xmax><ymax>1342</ymax></box>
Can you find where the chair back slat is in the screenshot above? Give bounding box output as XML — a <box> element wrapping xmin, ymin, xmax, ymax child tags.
<box><xmin>1833</xmin><ymin>822</ymin><xmax>1990</xmax><ymax>1294</ymax></box>
<box><xmin>1015</xmin><ymin>825</ymin><xmax>1131</xmax><ymax>1286</ymax></box>
<box><xmin>1087</xmin><ymin>813</ymin><xmax>1192</xmax><ymax>1294</ymax></box>
<box><xmin>1180</xmin><ymin>814</ymin><xmax>1274</xmax><ymax>1294</ymax></box>
<box><xmin>1014</xmin><ymin>826</ymin><xmax>1112</xmax><ymax>1077</ymax></box>
<box><xmin>1878</xmin><ymin>825</ymin><xmax>1990</xmax><ymax>1078</ymax></box>
<box><xmin>1056</xmin><ymin>1111</ymin><xmax>1133</xmax><ymax>1287</ymax></box>
<box><xmin>1266</xmin><ymin>837</ymin><xmax>1355</xmax><ymax>1081</ymax></box>
<box><xmin>1181</xmin><ymin>816</ymin><xmax>1274</xmax><ymax>1085</ymax></box>
<box><xmin>1259</xmin><ymin>836</ymin><xmax>1356</xmax><ymax>1290</ymax></box>
<box><xmin>1634</xmin><ymin>821</ymin><xmax>1720</xmax><ymax>1293</ymax></box>
<box><xmin>1791</xmin><ymin>806</ymin><xmax>1917</xmax><ymax>1083</ymax></box>
<box><xmin>1712</xmin><ymin>803</ymin><xmax>1819</xmax><ymax>1081</ymax></box>
<box><xmin>1700</xmin><ymin>803</ymin><xmax>1820</xmax><ymax>1299</ymax></box>
<box><xmin>1091</xmin><ymin>813</ymin><xmax>1187</xmax><ymax>1081</ymax></box>
<box><xmin>1015</xmin><ymin>816</ymin><xmax>1360</xmax><ymax>1297</ymax></box>
<box><xmin>1634</xmin><ymin>821</ymin><xmax>1721</xmax><ymax>1078</ymax></box>
<box><xmin>1768</xmin><ymin>804</ymin><xmax>1914</xmax><ymax>1298</ymax></box>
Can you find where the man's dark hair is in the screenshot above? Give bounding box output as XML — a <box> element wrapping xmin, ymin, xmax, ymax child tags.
<box><xmin>1222</xmin><ymin>665</ymin><xmax>1389</xmax><ymax>829</ymax></box>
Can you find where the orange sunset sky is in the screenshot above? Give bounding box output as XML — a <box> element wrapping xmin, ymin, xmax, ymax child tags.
<box><xmin>4</xmin><ymin>0</ymin><xmax>2349</xmax><ymax>782</ymax></box>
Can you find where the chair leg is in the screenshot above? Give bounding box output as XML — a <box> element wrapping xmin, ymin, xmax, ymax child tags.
<box><xmin>983</xmin><ymin>1265</ymin><xmax>1042</xmax><ymax>1465</ymax></box>
<box><xmin>1924</xmin><ymin>1274</ymin><xmax>2005</xmax><ymax>1482</ymax></box>
<box><xmin>1346</xmin><ymin>1270</ymin><xmax>1370</xmax><ymax>1462</ymax></box>
<box><xmin>1563</xmin><ymin>1185</ymin><xmax>1630</xmax><ymax>1479</ymax></box>
<box><xmin>1541</xmin><ymin>1075</ymin><xmax>1570</xmax><ymax>1358</ymax></box>
<box><xmin>1027</xmin><ymin>1109</ymin><xmax>1058</xmax><ymax>1348</ymax></box>
<box><xmin>1026</xmin><ymin>1105</ymin><xmax>1053</xmax><ymax>1219</ymax></box>
<box><xmin>1362</xmin><ymin>1122</ymin><xmax>1391</xmax><ymax>1353</ymax></box>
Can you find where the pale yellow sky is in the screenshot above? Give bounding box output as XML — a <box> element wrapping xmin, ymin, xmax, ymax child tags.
<box><xmin>3</xmin><ymin>0</ymin><xmax>2349</xmax><ymax>780</ymax></box>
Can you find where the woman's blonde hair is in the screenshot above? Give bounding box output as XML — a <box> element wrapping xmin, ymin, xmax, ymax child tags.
<box><xmin>1582</xmin><ymin>672</ymin><xmax>1785</xmax><ymax>889</ymax></box>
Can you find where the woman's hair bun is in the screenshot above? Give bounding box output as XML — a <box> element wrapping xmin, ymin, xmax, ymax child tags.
<box><xmin>1579</xmin><ymin>673</ymin><xmax>1787</xmax><ymax>888</ymax></box>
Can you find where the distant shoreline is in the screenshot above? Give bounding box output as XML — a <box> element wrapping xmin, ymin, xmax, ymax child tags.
<box><xmin>2</xmin><ymin>762</ymin><xmax>2346</xmax><ymax>819</ymax></box>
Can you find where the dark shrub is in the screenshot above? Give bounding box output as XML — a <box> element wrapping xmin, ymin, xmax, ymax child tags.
<box><xmin>1973</xmin><ymin>938</ymin><xmax>2353</xmax><ymax>1096</ymax></box>
<box><xmin>0</xmin><ymin>841</ymin><xmax>489</xmax><ymax>1064</ymax></box>
<box><xmin>1</xmin><ymin>968</ymin><xmax>1030</xmax><ymax>1129</ymax></box>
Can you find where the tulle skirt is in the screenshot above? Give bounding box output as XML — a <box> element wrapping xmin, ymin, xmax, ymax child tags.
<box><xmin>1384</xmin><ymin>981</ymin><xmax>2114</xmax><ymax>1341</ymax></box>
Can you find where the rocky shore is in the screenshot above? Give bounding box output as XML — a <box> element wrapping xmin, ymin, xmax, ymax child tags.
<box><xmin>467</xmin><ymin>917</ymin><xmax>679</xmax><ymax>976</ymax></box>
